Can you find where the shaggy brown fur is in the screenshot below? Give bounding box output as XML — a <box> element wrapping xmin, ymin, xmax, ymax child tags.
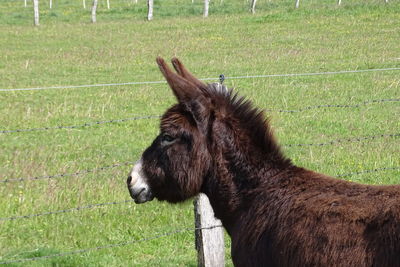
<box><xmin>135</xmin><ymin>57</ymin><xmax>400</xmax><ymax>266</ymax></box>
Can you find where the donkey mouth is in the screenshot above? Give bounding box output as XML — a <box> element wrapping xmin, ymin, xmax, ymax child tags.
<box><xmin>128</xmin><ymin>186</ymin><xmax>154</xmax><ymax>204</ymax></box>
<box><xmin>127</xmin><ymin>159</ymin><xmax>154</xmax><ymax>204</ymax></box>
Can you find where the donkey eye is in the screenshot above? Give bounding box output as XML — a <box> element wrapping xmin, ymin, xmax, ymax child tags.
<box><xmin>161</xmin><ymin>134</ymin><xmax>176</xmax><ymax>145</ymax></box>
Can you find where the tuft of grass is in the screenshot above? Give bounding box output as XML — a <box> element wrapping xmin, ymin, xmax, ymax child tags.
<box><xmin>0</xmin><ymin>0</ymin><xmax>399</xmax><ymax>266</ymax></box>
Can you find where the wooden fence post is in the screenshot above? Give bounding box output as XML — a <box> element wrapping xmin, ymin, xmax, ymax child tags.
<box><xmin>251</xmin><ymin>0</ymin><xmax>257</xmax><ymax>13</ymax></box>
<box><xmin>203</xmin><ymin>0</ymin><xmax>209</xmax><ymax>17</ymax></box>
<box><xmin>194</xmin><ymin>194</ymin><xmax>225</xmax><ymax>267</ymax></box>
<box><xmin>295</xmin><ymin>0</ymin><xmax>300</xmax><ymax>8</ymax></box>
<box><xmin>91</xmin><ymin>0</ymin><xmax>98</xmax><ymax>23</ymax></box>
<box><xmin>33</xmin><ymin>0</ymin><xmax>39</xmax><ymax>26</ymax></box>
<box><xmin>147</xmin><ymin>0</ymin><xmax>153</xmax><ymax>20</ymax></box>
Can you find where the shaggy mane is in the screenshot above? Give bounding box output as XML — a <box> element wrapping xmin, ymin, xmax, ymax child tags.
<box><xmin>207</xmin><ymin>83</ymin><xmax>292</xmax><ymax>168</ymax></box>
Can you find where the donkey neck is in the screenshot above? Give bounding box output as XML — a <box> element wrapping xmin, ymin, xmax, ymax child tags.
<box><xmin>200</xmin><ymin>105</ymin><xmax>292</xmax><ymax>232</ymax></box>
<box><xmin>202</xmin><ymin>145</ymin><xmax>291</xmax><ymax>234</ymax></box>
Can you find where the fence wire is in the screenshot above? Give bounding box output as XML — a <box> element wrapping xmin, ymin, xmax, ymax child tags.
<box><xmin>0</xmin><ymin>200</ymin><xmax>133</xmax><ymax>221</ymax></box>
<box><xmin>0</xmin><ymin>161</ymin><xmax>134</xmax><ymax>183</ymax></box>
<box><xmin>0</xmin><ymin>115</ymin><xmax>160</xmax><ymax>134</ymax></box>
<box><xmin>336</xmin><ymin>166</ymin><xmax>400</xmax><ymax>178</ymax></box>
<box><xmin>265</xmin><ymin>98</ymin><xmax>400</xmax><ymax>113</ymax></box>
<box><xmin>0</xmin><ymin>225</ymin><xmax>223</xmax><ymax>265</ymax></box>
<box><xmin>1</xmin><ymin>98</ymin><xmax>398</xmax><ymax>134</ymax></box>
<box><xmin>283</xmin><ymin>133</ymin><xmax>399</xmax><ymax>147</ymax></box>
<box><xmin>1</xmin><ymin>165</ymin><xmax>399</xmax><ymax>222</ymax></box>
<box><xmin>1</xmin><ymin>67</ymin><xmax>399</xmax><ymax>92</ymax></box>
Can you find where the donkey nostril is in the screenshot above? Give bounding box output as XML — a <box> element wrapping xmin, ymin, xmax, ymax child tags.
<box><xmin>127</xmin><ymin>176</ymin><xmax>132</xmax><ymax>185</ymax></box>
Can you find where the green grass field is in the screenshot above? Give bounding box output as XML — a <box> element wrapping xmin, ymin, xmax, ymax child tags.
<box><xmin>0</xmin><ymin>0</ymin><xmax>399</xmax><ymax>265</ymax></box>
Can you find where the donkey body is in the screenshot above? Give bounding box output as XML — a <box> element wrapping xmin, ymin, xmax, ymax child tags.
<box><xmin>127</xmin><ymin>57</ymin><xmax>400</xmax><ymax>267</ymax></box>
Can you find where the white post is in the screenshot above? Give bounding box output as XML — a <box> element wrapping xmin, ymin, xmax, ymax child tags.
<box><xmin>147</xmin><ymin>0</ymin><xmax>153</xmax><ymax>20</ymax></box>
<box><xmin>251</xmin><ymin>0</ymin><xmax>257</xmax><ymax>13</ymax></box>
<box><xmin>295</xmin><ymin>0</ymin><xmax>300</xmax><ymax>8</ymax></box>
<box><xmin>83</xmin><ymin>0</ymin><xmax>86</xmax><ymax>9</ymax></box>
<box><xmin>24</xmin><ymin>0</ymin><xmax>27</xmax><ymax>7</ymax></box>
<box><xmin>337</xmin><ymin>0</ymin><xmax>341</xmax><ymax>5</ymax></box>
<box><xmin>107</xmin><ymin>0</ymin><xmax>110</xmax><ymax>9</ymax></box>
<box><xmin>194</xmin><ymin>194</ymin><xmax>225</xmax><ymax>267</ymax></box>
<box><xmin>33</xmin><ymin>0</ymin><xmax>39</xmax><ymax>26</ymax></box>
<box><xmin>49</xmin><ymin>0</ymin><xmax>52</xmax><ymax>9</ymax></box>
<box><xmin>385</xmin><ymin>0</ymin><xmax>388</xmax><ymax>3</ymax></box>
<box><xmin>203</xmin><ymin>0</ymin><xmax>209</xmax><ymax>17</ymax></box>
<box><xmin>91</xmin><ymin>0</ymin><xmax>98</xmax><ymax>23</ymax></box>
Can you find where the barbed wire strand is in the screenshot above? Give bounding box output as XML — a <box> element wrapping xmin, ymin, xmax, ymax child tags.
<box><xmin>1</xmin><ymin>67</ymin><xmax>400</xmax><ymax>92</ymax></box>
<box><xmin>0</xmin><ymin>225</ymin><xmax>223</xmax><ymax>265</ymax></box>
<box><xmin>284</xmin><ymin>133</ymin><xmax>399</xmax><ymax>148</ymax></box>
<box><xmin>0</xmin><ymin>161</ymin><xmax>134</xmax><ymax>183</ymax></box>
<box><xmin>265</xmin><ymin>98</ymin><xmax>400</xmax><ymax>113</ymax></box>
<box><xmin>0</xmin><ymin>115</ymin><xmax>160</xmax><ymax>134</ymax></box>
<box><xmin>336</xmin><ymin>166</ymin><xmax>400</xmax><ymax>178</ymax></box>
<box><xmin>0</xmin><ymin>200</ymin><xmax>133</xmax><ymax>221</ymax></box>
<box><xmin>0</xmin><ymin>166</ymin><xmax>399</xmax><ymax>222</ymax></box>
<box><xmin>1</xmin><ymin>98</ymin><xmax>398</xmax><ymax>134</ymax></box>
<box><xmin>1</xmin><ymin>133</ymin><xmax>398</xmax><ymax>183</ymax></box>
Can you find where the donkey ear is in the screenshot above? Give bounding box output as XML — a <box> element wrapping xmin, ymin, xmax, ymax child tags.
<box><xmin>171</xmin><ymin>57</ymin><xmax>208</xmax><ymax>91</ymax></box>
<box><xmin>156</xmin><ymin>57</ymin><xmax>202</xmax><ymax>103</ymax></box>
<box><xmin>156</xmin><ymin>57</ymin><xmax>211</xmax><ymax>132</ymax></box>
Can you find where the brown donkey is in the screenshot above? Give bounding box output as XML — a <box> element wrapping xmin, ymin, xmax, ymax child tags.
<box><xmin>127</xmin><ymin>57</ymin><xmax>400</xmax><ymax>267</ymax></box>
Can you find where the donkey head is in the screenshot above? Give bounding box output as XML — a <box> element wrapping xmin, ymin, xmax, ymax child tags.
<box><xmin>127</xmin><ymin>57</ymin><xmax>216</xmax><ymax>203</ymax></box>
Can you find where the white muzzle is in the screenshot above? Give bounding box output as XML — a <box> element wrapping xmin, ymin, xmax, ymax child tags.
<box><xmin>127</xmin><ymin>159</ymin><xmax>154</xmax><ymax>204</ymax></box>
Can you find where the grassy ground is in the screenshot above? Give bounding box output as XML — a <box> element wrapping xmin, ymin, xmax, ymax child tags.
<box><xmin>0</xmin><ymin>0</ymin><xmax>399</xmax><ymax>265</ymax></box>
